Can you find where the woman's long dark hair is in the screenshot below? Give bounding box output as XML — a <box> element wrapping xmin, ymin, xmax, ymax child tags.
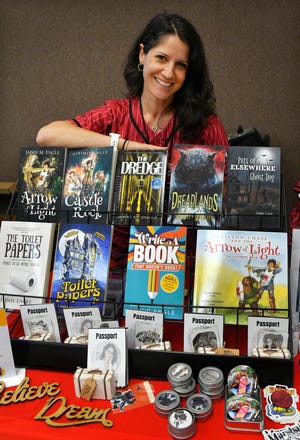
<box><xmin>124</xmin><ymin>12</ymin><xmax>216</xmax><ymax>142</ymax></box>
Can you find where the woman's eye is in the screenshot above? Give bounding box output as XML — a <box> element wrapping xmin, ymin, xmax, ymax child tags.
<box><xmin>177</xmin><ymin>62</ymin><xmax>188</xmax><ymax>70</ymax></box>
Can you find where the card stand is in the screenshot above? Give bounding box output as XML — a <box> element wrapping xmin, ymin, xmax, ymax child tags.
<box><xmin>224</xmin><ymin>385</ymin><xmax>264</xmax><ymax>432</ymax></box>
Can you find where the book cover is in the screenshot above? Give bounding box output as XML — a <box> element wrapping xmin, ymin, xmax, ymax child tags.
<box><xmin>49</xmin><ymin>223</ymin><xmax>113</xmax><ymax>312</ymax></box>
<box><xmin>167</xmin><ymin>144</ymin><xmax>226</xmax><ymax>226</ymax></box>
<box><xmin>125</xmin><ymin>308</ymin><xmax>164</xmax><ymax>348</ymax></box>
<box><xmin>63</xmin><ymin>306</ymin><xmax>102</xmax><ymax>339</ymax></box>
<box><xmin>87</xmin><ymin>327</ymin><xmax>128</xmax><ymax>387</ymax></box>
<box><xmin>192</xmin><ymin>229</ymin><xmax>289</xmax><ymax>325</ymax></box>
<box><xmin>0</xmin><ymin>221</ymin><xmax>56</xmax><ymax>310</ymax></box>
<box><xmin>183</xmin><ymin>312</ymin><xmax>224</xmax><ymax>353</ymax></box>
<box><xmin>16</xmin><ymin>146</ymin><xmax>67</xmax><ymax>222</ymax></box>
<box><xmin>223</xmin><ymin>146</ymin><xmax>281</xmax><ymax>228</ymax></box>
<box><xmin>61</xmin><ymin>146</ymin><xmax>117</xmax><ymax>224</ymax></box>
<box><xmin>19</xmin><ymin>303</ymin><xmax>61</xmax><ymax>342</ymax></box>
<box><xmin>112</xmin><ymin>150</ymin><xmax>168</xmax><ymax>225</ymax></box>
<box><xmin>0</xmin><ymin>309</ymin><xmax>16</xmax><ymax>378</ymax></box>
<box><xmin>247</xmin><ymin>316</ymin><xmax>289</xmax><ymax>357</ymax></box>
<box><xmin>123</xmin><ymin>225</ymin><xmax>187</xmax><ymax>320</ymax></box>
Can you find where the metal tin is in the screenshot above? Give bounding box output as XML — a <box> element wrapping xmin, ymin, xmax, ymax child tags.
<box><xmin>200</xmin><ymin>385</ymin><xmax>224</xmax><ymax>401</ymax></box>
<box><xmin>227</xmin><ymin>365</ymin><xmax>258</xmax><ymax>397</ymax></box>
<box><xmin>186</xmin><ymin>393</ymin><xmax>213</xmax><ymax>421</ymax></box>
<box><xmin>198</xmin><ymin>366</ymin><xmax>224</xmax><ymax>400</ymax></box>
<box><xmin>154</xmin><ymin>389</ymin><xmax>181</xmax><ymax>417</ymax></box>
<box><xmin>168</xmin><ymin>363</ymin><xmax>193</xmax><ymax>389</ymax></box>
<box><xmin>168</xmin><ymin>408</ymin><xmax>197</xmax><ymax>439</ymax></box>
<box><xmin>173</xmin><ymin>378</ymin><xmax>196</xmax><ymax>398</ymax></box>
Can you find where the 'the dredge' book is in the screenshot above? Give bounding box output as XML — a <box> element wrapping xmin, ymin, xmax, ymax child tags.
<box><xmin>167</xmin><ymin>144</ymin><xmax>226</xmax><ymax>226</ymax></box>
<box><xmin>61</xmin><ymin>146</ymin><xmax>117</xmax><ymax>224</ymax></box>
<box><xmin>16</xmin><ymin>146</ymin><xmax>67</xmax><ymax>222</ymax></box>
<box><xmin>123</xmin><ymin>225</ymin><xmax>187</xmax><ymax>320</ymax></box>
<box><xmin>192</xmin><ymin>229</ymin><xmax>288</xmax><ymax>325</ymax></box>
<box><xmin>112</xmin><ymin>150</ymin><xmax>168</xmax><ymax>225</ymax></box>
<box><xmin>50</xmin><ymin>223</ymin><xmax>113</xmax><ymax>312</ymax></box>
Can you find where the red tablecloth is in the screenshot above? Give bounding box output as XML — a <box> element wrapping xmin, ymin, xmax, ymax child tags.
<box><xmin>0</xmin><ymin>356</ymin><xmax>299</xmax><ymax>440</ymax></box>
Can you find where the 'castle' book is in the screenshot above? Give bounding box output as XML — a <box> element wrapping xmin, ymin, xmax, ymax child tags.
<box><xmin>192</xmin><ymin>229</ymin><xmax>288</xmax><ymax>325</ymax></box>
<box><xmin>223</xmin><ymin>146</ymin><xmax>281</xmax><ymax>229</ymax></box>
<box><xmin>0</xmin><ymin>221</ymin><xmax>56</xmax><ymax>309</ymax></box>
<box><xmin>16</xmin><ymin>146</ymin><xmax>67</xmax><ymax>222</ymax></box>
<box><xmin>167</xmin><ymin>144</ymin><xmax>226</xmax><ymax>226</ymax></box>
<box><xmin>61</xmin><ymin>146</ymin><xmax>117</xmax><ymax>223</ymax></box>
<box><xmin>49</xmin><ymin>223</ymin><xmax>113</xmax><ymax>312</ymax></box>
<box><xmin>112</xmin><ymin>150</ymin><xmax>168</xmax><ymax>225</ymax></box>
<box><xmin>123</xmin><ymin>225</ymin><xmax>187</xmax><ymax>320</ymax></box>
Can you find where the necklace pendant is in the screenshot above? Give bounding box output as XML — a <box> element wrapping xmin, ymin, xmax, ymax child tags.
<box><xmin>152</xmin><ymin>126</ymin><xmax>159</xmax><ymax>133</ymax></box>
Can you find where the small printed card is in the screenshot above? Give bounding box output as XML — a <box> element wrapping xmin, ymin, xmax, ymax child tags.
<box><xmin>183</xmin><ymin>312</ymin><xmax>224</xmax><ymax>353</ymax></box>
<box><xmin>125</xmin><ymin>309</ymin><xmax>163</xmax><ymax>349</ymax></box>
<box><xmin>111</xmin><ymin>380</ymin><xmax>155</xmax><ymax>413</ymax></box>
<box><xmin>87</xmin><ymin>327</ymin><xmax>128</xmax><ymax>387</ymax></box>
<box><xmin>0</xmin><ymin>309</ymin><xmax>16</xmax><ymax>378</ymax></box>
<box><xmin>20</xmin><ymin>303</ymin><xmax>61</xmax><ymax>342</ymax></box>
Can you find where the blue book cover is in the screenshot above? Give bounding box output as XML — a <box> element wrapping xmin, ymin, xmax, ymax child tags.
<box><xmin>123</xmin><ymin>225</ymin><xmax>187</xmax><ymax>320</ymax></box>
<box><xmin>50</xmin><ymin>223</ymin><xmax>113</xmax><ymax>311</ymax></box>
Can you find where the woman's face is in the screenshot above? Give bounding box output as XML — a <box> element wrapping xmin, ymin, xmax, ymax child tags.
<box><xmin>104</xmin><ymin>346</ymin><xmax>114</xmax><ymax>361</ymax></box>
<box><xmin>139</xmin><ymin>34</ymin><xmax>189</xmax><ymax>104</ymax></box>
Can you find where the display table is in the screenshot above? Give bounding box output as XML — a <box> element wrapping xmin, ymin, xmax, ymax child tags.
<box><xmin>0</xmin><ymin>355</ymin><xmax>299</xmax><ymax>440</ymax></box>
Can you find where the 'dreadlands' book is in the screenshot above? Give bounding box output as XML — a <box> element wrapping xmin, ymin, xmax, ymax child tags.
<box><xmin>50</xmin><ymin>223</ymin><xmax>113</xmax><ymax>311</ymax></box>
<box><xmin>123</xmin><ymin>225</ymin><xmax>187</xmax><ymax>320</ymax></box>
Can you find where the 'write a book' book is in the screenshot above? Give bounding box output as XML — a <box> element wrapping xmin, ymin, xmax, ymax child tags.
<box><xmin>61</xmin><ymin>146</ymin><xmax>117</xmax><ymax>223</ymax></box>
<box><xmin>112</xmin><ymin>150</ymin><xmax>168</xmax><ymax>225</ymax></box>
<box><xmin>16</xmin><ymin>146</ymin><xmax>67</xmax><ymax>222</ymax></box>
<box><xmin>49</xmin><ymin>223</ymin><xmax>113</xmax><ymax>312</ymax></box>
<box><xmin>167</xmin><ymin>144</ymin><xmax>226</xmax><ymax>226</ymax></box>
<box><xmin>0</xmin><ymin>221</ymin><xmax>56</xmax><ymax>310</ymax></box>
<box><xmin>123</xmin><ymin>225</ymin><xmax>187</xmax><ymax>320</ymax></box>
<box><xmin>223</xmin><ymin>146</ymin><xmax>281</xmax><ymax>229</ymax></box>
<box><xmin>192</xmin><ymin>229</ymin><xmax>288</xmax><ymax>325</ymax></box>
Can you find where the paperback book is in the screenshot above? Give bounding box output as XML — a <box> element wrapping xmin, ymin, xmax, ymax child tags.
<box><xmin>50</xmin><ymin>223</ymin><xmax>113</xmax><ymax>312</ymax></box>
<box><xmin>183</xmin><ymin>312</ymin><xmax>224</xmax><ymax>353</ymax></box>
<box><xmin>0</xmin><ymin>221</ymin><xmax>56</xmax><ymax>310</ymax></box>
<box><xmin>167</xmin><ymin>144</ymin><xmax>226</xmax><ymax>226</ymax></box>
<box><xmin>87</xmin><ymin>327</ymin><xmax>128</xmax><ymax>387</ymax></box>
<box><xmin>61</xmin><ymin>146</ymin><xmax>117</xmax><ymax>223</ymax></box>
<box><xmin>112</xmin><ymin>150</ymin><xmax>168</xmax><ymax>225</ymax></box>
<box><xmin>16</xmin><ymin>146</ymin><xmax>67</xmax><ymax>222</ymax></box>
<box><xmin>123</xmin><ymin>225</ymin><xmax>187</xmax><ymax>320</ymax></box>
<box><xmin>19</xmin><ymin>303</ymin><xmax>61</xmax><ymax>342</ymax></box>
<box><xmin>125</xmin><ymin>308</ymin><xmax>164</xmax><ymax>348</ymax></box>
<box><xmin>192</xmin><ymin>229</ymin><xmax>289</xmax><ymax>325</ymax></box>
<box><xmin>223</xmin><ymin>146</ymin><xmax>281</xmax><ymax>229</ymax></box>
<box><xmin>63</xmin><ymin>306</ymin><xmax>102</xmax><ymax>338</ymax></box>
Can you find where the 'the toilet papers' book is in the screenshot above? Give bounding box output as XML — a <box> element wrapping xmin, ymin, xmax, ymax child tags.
<box><xmin>0</xmin><ymin>220</ymin><xmax>56</xmax><ymax>309</ymax></box>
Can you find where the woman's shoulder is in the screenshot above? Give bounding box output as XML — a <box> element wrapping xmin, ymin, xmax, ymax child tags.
<box><xmin>104</xmin><ymin>97</ymin><xmax>131</xmax><ymax>111</ymax></box>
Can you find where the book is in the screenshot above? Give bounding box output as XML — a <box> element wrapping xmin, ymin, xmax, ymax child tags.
<box><xmin>49</xmin><ymin>223</ymin><xmax>113</xmax><ymax>312</ymax></box>
<box><xmin>183</xmin><ymin>312</ymin><xmax>224</xmax><ymax>353</ymax></box>
<box><xmin>0</xmin><ymin>309</ymin><xmax>16</xmax><ymax>378</ymax></box>
<box><xmin>123</xmin><ymin>225</ymin><xmax>187</xmax><ymax>320</ymax></box>
<box><xmin>223</xmin><ymin>146</ymin><xmax>281</xmax><ymax>229</ymax></box>
<box><xmin>61</xmin><ymin>146</ymin><xmax>117</xmax><ymax>223</ymax></box>
<box><xmin>247</xmin><ymin>316</ymin><xmax>290</xmax><ymax>358</ymax></box>
<box><xmin>63</xmin><ymin>306</ymin><xmax>102</xmax><ymax>339</ymax></box>
<box><xmin>16</xmin><ymin>146</ymin><xmax>67</xmax><ymax>222</ymax></box>
<box><xmin>19</xmin><ymin>303</ymin><xmax>61</xmax><ymax>342</ymax></box>
<box><xmin>112</xmin><ymin>149</ymin><xmax>168</xmax><ymax>225</ymax></box>
<box><xmin>125</xmin><ymin>308</ymin><xmax>164</xmax><ymax>348</ymax></box>
<box><xmin>0</xmin><ymin>221</ymin><xmax>56</xmax><ymax>310</ymax></box>
<box><xmin>167</xmin><ymin>144</ymin><xmax>226</xmax><ymax>226</ymax></box>
<box><xmin>87</xmin><ymin>327</ymin><xmax>128</xmax><ymax>387</ymax></box>
<box><xmin>192</xmin><ymin>229</ymin><xmax>289</xmax><ymax>325</ymax></box>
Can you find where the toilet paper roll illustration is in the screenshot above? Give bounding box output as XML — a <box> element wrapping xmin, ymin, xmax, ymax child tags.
<box><xmin>9</xmin><ymin>270</ymin><xmax>37</xmax><ymax>292</ymax></box>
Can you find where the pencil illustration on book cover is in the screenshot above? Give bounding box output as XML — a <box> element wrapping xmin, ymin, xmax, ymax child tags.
<box><xmin>193</xmin><ymin>229</ymin><xmax>288</xmax><ymax>325</ymax></box>
<box><xmin>124</xmin><ymin>225</ymin><xmax>187</xmax><ymax>320</ymax></box>
<box><xmin>50</xmin><ymin>223</ymin><xmax>113</xmax><ymax>311</ymax></box>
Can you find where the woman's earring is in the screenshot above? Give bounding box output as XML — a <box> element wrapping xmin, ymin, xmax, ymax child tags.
<box><xmin>138</xmin><ymin>63</ymin><xmax>144</xmax><ymax>72</ymax></box>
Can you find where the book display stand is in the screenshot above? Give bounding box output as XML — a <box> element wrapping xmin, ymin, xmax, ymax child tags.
<box><xmin>4</xmin><ymin>177</ymin><xmax>294</xmax><ymax>388</ymax></box>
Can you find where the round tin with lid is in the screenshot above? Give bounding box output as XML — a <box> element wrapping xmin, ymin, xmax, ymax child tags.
<box><xmin>154</xmin><ymin>389</ymin><xmax>181</xmax><ymax>417</ymax></box>
<box><xmin>168</xmin><ymin>408</ymin><xmax>197</xmax><ymax>439</ymax></box>
<box><xmin>186</xmin><ymin>393</ymin><xmax>213</xmax><ymax>421</ymax></box>
<box><xmin>198</xmin><ymin>366</ymin><xmax>224</xmax><ymax>389</ymax></box>
<box><xmin>227</xmin><ymin>365</ymin><xmax>258</xmax><ymax>396</ymax></box>
<box><xmin>168</xmin><ymin>363</ymin><xmax>193</xmax><ymax>389</ymax></box>
<box><xmin>173</xmin><ymin>378</ymin><xmax>196</xmax><ymax>398</ymax></box>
